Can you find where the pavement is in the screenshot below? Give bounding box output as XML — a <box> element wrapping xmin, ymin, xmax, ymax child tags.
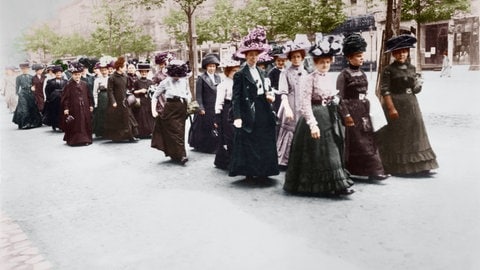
<box><xmin>1</xmin><ymin>66</ymin><xmax>480</xmax><ymax>270</ymax></box>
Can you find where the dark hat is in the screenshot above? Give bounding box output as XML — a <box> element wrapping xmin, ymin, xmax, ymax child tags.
<box><xmin>155</xmin><ymin>52</ymin><xmax>175</xmax><ymax>65</ymax></box>
<box><xmin>46</xmin><ymin>64</ymin><xmax>56</xmax><ymax>71</ymax></box>
<box><xmin>69</xmin><ymin>62</ymin><xmax>84</xmax><ymax>73</ymax></box>
<box><xmin>52</xmin><ymin>59</ymin><xmax>68</xmax><ymax>71</ymax></box>
<box><xmin>385</xmin><ymin>34</ymin><xmax>417</xmax><ymax>53</ymax></box>
<box><xmin>342</xmin><ymin>33</ymin><xmax>367</xmax><ymax>56</ymax></box>
<box><xmin>78</xmin><ymin>57</ymin><xmax>98</xmax><ymax>73</ymax></box>
<box><xmin>166</xmin><ymin>60</ymin><xmax>190</xmax><ymax>78</ymax></box>
<box><xmin>32</xmin><ymin>63</ymin><xmax>45</xmax><ymax>71</ymax></box>
<box><xmin>201</xmin><ymin>54</ymin><xmax>220</xmax><ymax>69</ymax></box>
<box><xmin>269</xmin><ymin>44</ymin><xmax>287</xmax><ymax>59</ymax></box>
<box><xmin>257</xmin><ymin>52</ymin><xmax>274</xmax><ymax>65</ymax></box>
<box><xmin>309</xmin><ymin>33</ymin><xmax>343</xmax><ymax>58</ymax></box>
<box><xmin>19</xmin><ymin>62</ymin><xmax>30</xmax><ymax>68</ymax></box>
<box><xmin>235</xmin><ymin>26</ymin><xmax>271</xmax><ymax>59</ymax></box>
<box><xmin>137</xmin><ymin>62</ymin><xmax>151</xmax><ymax>71</ymax></box>
<box><xmin>52</xmin><ymin>65</ymin><xmax>63</xmax><ymax>73</ymax></box>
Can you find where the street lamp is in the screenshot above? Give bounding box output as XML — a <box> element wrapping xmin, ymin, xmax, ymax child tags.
<box><xmin>369</xmin><ymin>25</ymin><xmax>374</xmax><ymax>80</ymax></box>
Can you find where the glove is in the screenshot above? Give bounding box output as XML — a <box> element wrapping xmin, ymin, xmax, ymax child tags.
<box><xmin>233</xmin><ymin>119</ymin><xmax>242</xmax><ymax>128</ymax></box>
<box><xmin>383</xmin><ymin>95</ymin><xmax>399</xmax><ymax>120</ymax></box>
<box><xmin>344</xmin><ymin>115</ymin><xmax>355</xmax><ymax>127</ymax></box>
<box><xmin>310</xmin><ymin>125</ymin><xmax>320</xmax><ymax>139</ymax></box>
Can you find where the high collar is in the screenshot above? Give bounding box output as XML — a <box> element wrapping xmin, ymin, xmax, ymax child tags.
<box><xmin>348</xmin><ymin>64</ymin><xmax>360</xmax><ymax>70</ymax></box>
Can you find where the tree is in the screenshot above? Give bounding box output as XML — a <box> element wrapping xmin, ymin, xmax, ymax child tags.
<box><xmin>19</xmin><ymin>23</ymin><xmax>60</xmax><ymax>62</ymax></box>
<box><xmin>401</xmin><ymin>0</ymin><xmax>470</xmax><ymax>70</ymax></box>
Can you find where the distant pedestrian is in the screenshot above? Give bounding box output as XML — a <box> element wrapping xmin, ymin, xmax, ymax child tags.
<box><xmin>267</xmin><ymin>44</ymin><xmax>288</xmax><ymax>114</ymax></box>
<box><xmin>126</xmin><ymin>63</ymin><xmax>138</xmax><ymax>91</ymax></box>
<box><xmin>188</xmin><ymin>53</ymin><xmax>221</xmax><ymax>153</ymax></box>
<box><xmin>151</xmin><ymin>60</ymin><xmax>192</xmax><ymax>165</ymax></box>
<box><xmin>2</xmin><ymin>66</ymin><xmax>18</xmax><ymax>113</ymax></box>
<box><xmin>92</xmin><ymin>57</ymin><xmax>111</xmax><ymax>137</ymax></box>
<box><xmin>60</xmin><ymin>62</ymin><xmax>93</xmax><ymax>146</ymax></box>
<box><xmin>152</xmin><ymin>52</ymin><xmax>173</xmax><ymax>85</ymax></box>
<box><xmin>440</xmin><ymin>50</ymin><xmax>451</xmax><ymax>77</ymax></box>
<box><xmin>103</xmin><ymin>56</ymin><xmax>139</xmax><ymax>142</ymax></box>
<box><xmin>213</xmin><ymin>58</ymin><xmax>240</xmax><ymax>170</ymax></box>
<box><xmin>336</xmin><ymin>33</ymin><xmax>388</xmax><ymax>181</ymax></box>
<box><xmin>228</xmin><ymin>26</ymin><xmax>279</xmax><ymax>182</ymax></box>
<box><xmin>284</xmin><ymin>35</ymin><xmax>354</xmax><ymax>196</ymax></box>
<box><xmin>12</xmin><ymin>62</ymin><xmax>43</xmax><ymax>129</ymax></box>
<box><xmin>132</xmin><ymin>62</ymin><xmax>155</xmax><ymax>138</ymax></box>
<box><xmin>31</xmin><ymin>63</ymin><xmax>46</xmax><ymax>113</ymax></box>
<box><xmin>43</xmin><ymin>65</ymin><xmax>68</xmax><ymax>131</ymax></box>
<box><xmin>377</xmin><ymin>34</ymin><xmax>438</xmax><ymax>177</ymax></box>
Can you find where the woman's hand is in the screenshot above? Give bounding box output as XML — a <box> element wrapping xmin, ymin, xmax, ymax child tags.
<box><xmin>310</xmin><ymin>125</ymin><xmax>320</xmax><ymax>139</ymax></box>
<box><xmin>113</xmin><ymin>102</ymin><xmax>117</xmax><ymax>108</ymax></box>
<box><xmin>266</xmin><ymin>93</ymin><xmax>275</xmax><ymax>103</ymax></box>
<box><xmin>64</xmin><ymin>109</ymin><xmax>69</xmax><ymax>115</ymax></box>
<box><xmin>388</xmin><ymin>108</ymin><xmax>399</xmax><ymax>120</ymax></box>
<box><xmin>233</xmin><ymin>119</ymin><xmax>242</xmax><ymax>128</ymax></box>
<box><xmin>284</xmin><ymin>105</ymin><xmax>294</xmax><ymax>121</ymax></box>
<box><xmin>89</xmin><ymin>106</ymin><xmax>93</xmax><ymax>112</ymax></box>
<box><xmin>199</xmin><ymin>109</ymin><xmax>206</xmax><ymax>115</ymax></box>
<box><xmin>344</xmin><ymin>115</ymin><xmax>355</xmax><ymax>127</ymax></box>
<box><xmin>152</xmin><ymin>110</ymin><xmax>158</xmax><ymax>118</ymax></box>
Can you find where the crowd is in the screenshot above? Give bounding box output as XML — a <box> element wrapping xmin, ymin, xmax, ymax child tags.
<box><xmin>1</xmin><ymin>26</ymin><xmax>439</xmax><ymax>198</ymax></box>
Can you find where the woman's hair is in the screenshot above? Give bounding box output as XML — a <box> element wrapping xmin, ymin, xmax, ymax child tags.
<box><xmin>224</xmin><ymin>66</ymin><xmax>237</xmax><ymax>76</ymax></box>
<box><xmin>114</xmin><ymin>56</ymin><xmax>126</xmax><ymax>70</ymax></box>
<box><xmin>288</xmin><ymin>50</ymin><xmax>306</xmax><ymax>60</ymax></box>
<box><xmin>312</xmin><ymin>55</ymin><xmax>333</xmax><ymax>64</ymax></box>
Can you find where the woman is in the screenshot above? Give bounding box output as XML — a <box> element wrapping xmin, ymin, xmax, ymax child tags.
<box><xmin>103</xmin><ymin>56</ymin><xmax>139</xmax><ymax>142</ymax></box>
<box><xmin>126</xmin><ymin>63</ymin><xmax>138</xmax><ymax>91</ymax></box>
<box><xmin>284</xmin><ymin>35</ymin><xmax>354</xmax><ymax>196</ymax></box>
<box><xmin>267</xmin><ymin>45</ymin><xmax>288</xmax><ymax>114</ymax></box>
<box><xmin>61</xmin><ymin>62</ymin><xmax>94</xmax><ymax>146</ymax></box>
<box><xmin>277</xmin><ymin>36</ymin><xmax>310</xmax><ymax>168</ymax></box>
<box><xmin>213</xmin><ymin>58</ymin><xmax>240</xmax><ymax>170</ymax></box>
<box><xmin>151</xmin><ymin>60</ymin><xmax>192</xmax><ymax>165</ymax></box>
<box><xmin>188</xmin><ymin>53</ymin><xmax>221</xmax><ymax>153</ymax></box>
<box><xmin>2</xmin><ymin>66</ymin><xmax>18</xmax><ymax>113</ymax></box>
<box><xmin>31</xmin><ymin>63</ymin><xmax>46</xmax><ymax>113</ymax></box>
<box><xmin>43</xmin><ymin>65</ymin><xmax>68</xmax><ymax>131</ymax></box>
<box><xmin>132</xmin><ymin>62</ymin><xmax>155</xmax><ymax>138</ymax></box>
<box><xmin>92</xmin><ymin>57</ymin><xmax>111</xmax><ymax>137</ymax></box>
<box><xmin>152</xmin><ymin>52</ymin><xmax>173</xmax><ymax>85</ymax></box>
<box><xmin>229</xmin><ymin>26</ymin><xmax>279</xmax><ymax>182</ymax></box>
<box><xmin>378</xmin><ymin>34</ymin><xmax>439</xmax><ymax>176</ymax></box>
<box><xmin>336</xmin><ymin>33</ymin><xmax>388</xmax><ymax>181</ymax></box>
<box><xmin>12</xmin><ymin>62</ymin><xmax>43</xmax><ymax>129</ymax></box>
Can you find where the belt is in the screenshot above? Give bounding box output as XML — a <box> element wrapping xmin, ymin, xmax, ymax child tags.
<box><xmin>311</xmin><ymin>99</ymin><xmax>327</xmax><ymax>106</ymax></box>
<box><xmin>167</xmin><ymin>97</ymin><xmax>183</xmax><ymax>102</ymax></box>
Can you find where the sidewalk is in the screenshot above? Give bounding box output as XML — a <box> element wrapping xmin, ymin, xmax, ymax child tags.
<box><xmin>0</xmin><ymin>211</ymin><xmax>52</xmax><ymax>270</ymax></box>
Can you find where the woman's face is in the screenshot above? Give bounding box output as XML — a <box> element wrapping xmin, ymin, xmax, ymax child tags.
<box><xmin>314</xmin><ymin>57</ymin><xmax>332</xmax><ymax>73</ymax></box>
<box><xmin>290</xmin><ymin>51</ymin><xmax>304</xmax><ymax>67</ymax></box>
<box><xmin>348</xmin><ymin>52</ymin><xmax>364</xmax><ymax>67</ymax></box>
<box><xmin>55</xmin><ymin>71</ymin><xmax>63</xmax><ymax>79</ymax></box>
<box><xmin>127</xmin><ymin>64</ymin><xmax>136</xmax><ymax>74</ymax></box>
<box><xmin>228</xmin><ymin>67</ymin><xmax>239</xmax><ymax>79</ymax></box>
<box><xmin>245</xmin><ymin>50</ymin><xmax>260</xmax><ymax>66</ymax></box>
<box><xmin>72</xmin><ymin>72</ymin><xmax>81</xmax><ymax>82</ymax></box>
<box><xmin>275</xmin><ymin>58</ymin><xmax>286</xmax><ymax>69</ymax></box>
<box><xmin>206</xmin><ymin>63</ymin><xmax>217</xmax><ymax>74</ymax></box>
<box><xmin>139</xmin><ymin>70</ymin><xmax>149</xmax><ymax>77</ymax></box>
<box><xmin>100</xmin><ymin>67</ymin><xmax>108</xmax><ymax>76</ymax></box>
<box><xmin>392</xmin><ymin>48</ymin><xmax>410</xmax><ymax>63</ymax></box>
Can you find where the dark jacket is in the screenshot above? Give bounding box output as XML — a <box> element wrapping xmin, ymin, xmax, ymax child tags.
<box><xmin>232</xmin><ymin>64</ymin><xmax>274</xmax><ymax>133</ymax></box>
<box><xmin>196</xmin><ymin>72</ymin><xmax>221</xmax><ymax>111</ymax></box>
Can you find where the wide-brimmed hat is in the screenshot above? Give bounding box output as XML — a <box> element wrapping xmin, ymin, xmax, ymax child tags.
<box><xmin>201</xmin><ymin>54</ymin><xmax>220</xmax><ymax>69</ymax></box>
<box><xmin>342</xmin><ymin>33</ymin><xmax>367</xmax><ymax>56</ymax></box>
<box><xmin>19</xmin><ymin>62</ymin><xmax>30</xmax><ymax>68</ymax></box>
<box><xmin>283</xmin><ymin>34</ymin><xmax>311</xmax><ymax>58</ymax></box>
<box><xmin>137</xmin><ymin>62</ymin><xmax>151</xmax><ymax>71</ymax></box>
<box><xmin>52</xmin><ymin>65</ymin><xmax>63</xmax><ymax>73</ymax></box>
<box><xmin>98</xmin><ymin>56</ymin><xmax>114</xmax><ymax>68</ymax></box>
<box><xmin>309</xmin><ymin>33</ymin><xmax>343</xmax><ymax>58</ymax></box>
<box><xmin>32</xmin><ymin>63</ymin><xmax>45</xmax><ymax>71</ymax></box>
<box><xmin>235</xmin><ymin>26</ymin><xmax>271</xmax><ymax>59</ymax></box>
<box><xmin>165</xmin><ymin>60</ymin><xmax>190</xmax><ymax>78</ymax></box>
<box><xmin>69</xmin><ymin>62</ymin><xmax>84</xmax><ymax>73</ymax></box>
<box><xmin>269</xmin><ymin>44</ymin><xmax>287</xmax><ymax>59</ymax></box>
<box><xmin>385</xmin><ymin>34</ymin><xmax>417</xmax><ymax>53</ymax></box>
<box><xmin>78</xmin><ymin>57</ymin><xmax>98</xmax><ymax>73</ymax></box>
<box><xmin>155</xmin><ymin>52</ymin><xmax>175</xmax><ymax>65</ymax></box>
<box><xmin>257</xmin><ymin>52</ymin><xmax>274</xmax><ymax>66</ymax></box>
<box><xmin>219</xmin><ymin>58</ymin><xmax>241</xmax><ymax>68</ymax></box>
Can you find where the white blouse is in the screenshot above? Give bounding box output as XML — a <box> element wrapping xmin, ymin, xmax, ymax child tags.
<box><xmin>214</xmin><ymin>77</ymin><xmax>233</xmax><ymax>114</ymax></box>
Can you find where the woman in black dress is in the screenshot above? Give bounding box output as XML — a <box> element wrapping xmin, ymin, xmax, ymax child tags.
<box><xmin>12</xmin><ymin>62</ymin><xmax>43</xmax><ymax>129</ymax></box>
<box><xmin>188</xmin><ymin>54</ymin><xmax>221</xmax><ymax>153</ymax></box>
<box><xmin>377</xmin><ymin>34</ymin><xmax>438</xmax><ymax>176</ymax></box>
<box><xmin>43</xmin><ymin>65</ymin><xmax>68</xmax><ymax>131</ymax></box>
<box><xmin>336</xmin><ymin>33</ymin><xmax>388</xmax><ymax>181</ymax></box>
<box><xmin>229</xmin><ymin>26</ymin><xmax>279</xmax><ymax>182</ymax></box>
<box><xmin>132</xmin><ymin>63</ymin><xmax>155</xmax><ymax>138</ymax></box>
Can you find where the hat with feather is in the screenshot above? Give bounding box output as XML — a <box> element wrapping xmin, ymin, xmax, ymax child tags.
<box><xmin>283</xmin><ymin>34</ymin><xmax>311</xmax><ymax>59</ymax></box>
<box><xmin>155</xmin><ymin>52</ymin><xmax>175</xmax><ymax>65</ymax></box>
<box><xmin>235</xmin><ymin>26</ymin><xmax>271</xmax><ymax>59</ymax></box>
<box><xmin>165</xmin><ymin>59</ymin><xmax>191</xmax><ymax>78</ymax></box>
<box><xmin>342</xmin><ymin>33</ymin><xmax>367</xmax><ymax>56</ymax></box>
<box><xmin>69</xmin><ymin>62</ymin><xmax>84</xmax><ymax>73</ymax></box>
<box><xmin>309</xmin><ymin>33</ymin><xmax>343</xmax><ymax>58</ymax></box>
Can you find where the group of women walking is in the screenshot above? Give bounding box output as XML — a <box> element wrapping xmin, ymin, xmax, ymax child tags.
<box><xmin>2</xmin><ymin>26</ymin><xmax>439</xmax><ymax>198</ymax></box>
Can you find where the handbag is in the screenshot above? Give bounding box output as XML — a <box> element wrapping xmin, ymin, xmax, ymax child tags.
<box><xmin>65</xmin><ymin>115</ymin><xmax>75</xmax><ymax>124</ymax></box>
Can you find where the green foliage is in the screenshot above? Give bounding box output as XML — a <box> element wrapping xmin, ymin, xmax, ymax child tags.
<box><xmin>401</xmin><ymin>0</ymin><xmax>470</xmax><ymax>23</ymax></box>
<box><xmin>19</xmin><ymin>23</ymin><xmax>59</xmax><ymax>60</ymax></box>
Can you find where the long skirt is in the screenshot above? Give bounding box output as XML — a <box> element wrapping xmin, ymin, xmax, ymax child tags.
<box><xmin>214</xmin><ymin>101</ymin><xmax>234</xmax><ymax>170</ymax></box>
<box><xmin>103</xmin><ymin>102</ymin><xmax>138</xmax><ymax>141</ymax></box>
<box><xmin>93</xmin><ymin>91</ymin><xmax>108</xmax><ymax>137</ymax></box>
<box><xmin>131</xmin><ymin>95</ymin><xmax>154</xmax><ymax>138</ymax></box>
<box><xmin>12</xmin><ymin>90</ymin><xmax>42</xmax><ymax>129</ymax></box>
<box><xmin>284</xmin><ymin>104</ymin><xmax>353</xmax><ymax>195</ymax></box>
<box><xmin>342</xmin><ymin>98</ymin><xmax>385</xmax><ymax>176</ymax></box>
<box><xmin>151</xmin><ymin>100</ymin><xmax>187</xmax><ymax>160</ymax></box>
<box><xmin>229</xmin><ymin>96</ymin><xmax>279</xmax><ymax>177</ymax></box>
<box><xmin>377</xmin><ymin>93</ymin><xmax>438</xmax><ymax>174</ymax></box>
<box><xmin>62</xmin><ymin>105</ymin><xmax>93</xmax><ymax>146</ymax></box>
<box><xmin>42</xmin><ymin>90</ymin><xmax>62</xmax><ymax>129</ymax></box>
<box><xmin>276</xmin><ymin>104</ymin><xmax>296</xmax><ymax>166</ymax></box>
<box><xmin>188</xmin><ymin>107</ymin><xmax>218</xmax><ymax>153</ymax></box>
